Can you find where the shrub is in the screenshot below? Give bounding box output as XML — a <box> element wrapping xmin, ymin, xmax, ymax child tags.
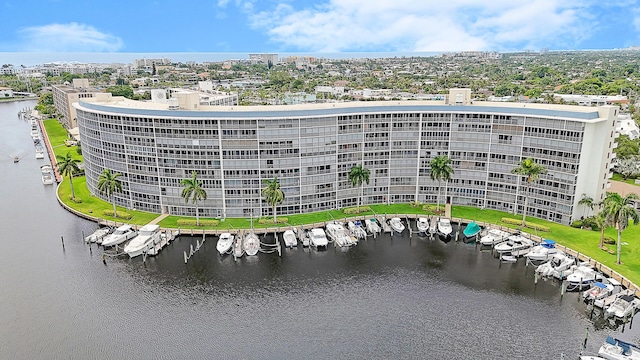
<box><xmin>501</xmin><ymin>218</ymin><xmax>550</xmax><ymax>232</ymax></box>
<box><xmin>582</xmin><ymin>216</ymin><xmax>600</xmax><ymax>231</ymax></box>
<box><xmin>343</xmin><ymin>206</ymin><xmax>371</xmax><ymax>215</ymax></box>
<box><xmin>409</xmin><ymin>201</ymin><xmax>422</xmax><ymax>208</ymax></box>
<box><xmin>422</xmin><ymin>204</ymin><xmax>438</xmax><ymax>213</ymax></box>
<box><xmin>68</xmin><ymin>196</ymin><xmax>82</xmax><ymax>203</ymax></box>
<box><xmin>604</xmin><ymin>236</ymin><xmax>616</xmax><ymax>245</ymax></box>
<box><xmin>176</xmin><ymin>219</ymin><xmax>219</xmax><ymax>227</ymax></box>
<box><xmin>571</xmin><ymin>220</ymin><xmax>583</xmax><ymax>228</ymax></box>
<box><xmin>258</xmin><ymin>217</ymin><xmax>288</xmax><ymax>225</ymax></box>
<box><xmin>102</xmin><ymin>209</ymin><xmax>132</xmax><ymax>220</ymax></box>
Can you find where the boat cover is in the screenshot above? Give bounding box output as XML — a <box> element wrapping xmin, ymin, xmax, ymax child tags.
<box><xmin>463</xmin><ymin>222</ymin><xmax>481</xmax><ymax>237</ymax></box>
<box><xmin>594</xmin><ymin>282</ymin><xmax>607</xmax><ymax>289</ymax></box>
<box><xmin>541</xmin><ymin>239</ymin><xmax>556</xmax><ymax>249</ymax></box>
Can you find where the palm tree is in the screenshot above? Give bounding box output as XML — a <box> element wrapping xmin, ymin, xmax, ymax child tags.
<box><xmin>56</xmin><ymin>151</ymin><xmax>81</xmax><ymax>199</ymax></box>
<box><xmin>593</xmin><ymin>212</ymin><xmax>608</xmax><ymax>249</ymax></box>
<box><xmin>261</xmin><ymin>177</ymin><xmax>285</xmax><ymax>223</ymax></box>
<box><xmin>601</xmin><ymin>192</ymin><xmax>640</xmax><ymax>264</ymax></box>
<box><xmin>180</xmin><ymin>171</ymin><xmax>207</xmax><ymax>226</ymax></box>
<box><xmin>578</xmin><ymin>194</ymin><xmax>595</xmax><ymax>218</ymax></box>
<box><xmin>348</xmin><ymin>164</ymin><xmax>370</xmax><ymax>213</ymax></box>
<box><xmin>511</xmin><ymin>158</ymin><xmax>547</xmax><ymax>226</ymax></box>
<box><xmin>429</xmin><ymin>155</ymin><xmax>453</xmax><ymax>213</ymax></box>
<box><xmin>97</xmin><ymin>168</ymin><xmax>122</xmax><ymax>217</ymax></box>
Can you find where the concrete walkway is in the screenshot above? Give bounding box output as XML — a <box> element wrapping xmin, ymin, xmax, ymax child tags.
<box><xmin>608</xmin><ymin>180</ymin><xmax>640</xmax><ymax>197</ymax></box>
<box><xmin>149</xmin><ymin>213</ymin><xmax>170</xmax><ymax>225</ymax></box>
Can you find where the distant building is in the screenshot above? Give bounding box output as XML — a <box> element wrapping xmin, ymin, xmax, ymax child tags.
<box><xmin>249</xmin><ymin>53</ymin><xmax>279</xmax><ymax>65</ymax></box>
<box><xmin>616</xmin><ymin>114</ymin><xmax>640</xmax><ymax>140</ymax></box>
<box><xmin>553</xmin><ymin>94</ymin><xmax>628</xmax><ymax>108</ymax></box>
<box><xmin>0</xmin><ymin>87</ymin><xmax>14</xmax><ymax>97</ymax></box>
<box><xmin>133</xmin><ymin>58</ymin><xmax>171</xmax><ymax>68</ymax></box>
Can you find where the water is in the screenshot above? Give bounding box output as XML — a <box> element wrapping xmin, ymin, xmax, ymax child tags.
<box><xmin>1</xmin><ymin>100</ymin><xmax>638</xmax><ymax>359</ymax></box>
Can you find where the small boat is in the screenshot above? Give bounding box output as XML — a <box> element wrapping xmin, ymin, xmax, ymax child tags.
<box><xmin>494</xmin><ymin>234</ymin><xmax>534</xmax><ymax>256</ymax></box>
<box><xmin>605</xmin><ymin>294</ymin><xmax>640</xmax><ymax>319</ymax></box>
<box><xmin>594</xmin><ymin>281</ymin><xmax>629</xmax><ymax>309</ymax></box>
<box><xmin>294</xmin><ymin>227</ymin><xmax>309</xmax><ymax>247</ymax></box>
<box><xmin>13</xmin><ymin>156</ymin><xmax>20</xmax><ymax>163</ymax></box>
<box><xmin>428</xmin><ymin>218</ymin><xmax>437</xmax><ymax>234</ymax></box>
<box><xmin>462</xmin><ymin>221</ymin><xmax>481</xmax><ymax>239</ymax></box>
<box><xmin>348</xmin><ymin>221</ymin><xmax>367</xmax><ymax>240</ymax></box>
<box><xmin>233</xmin><ymin>235</ymin><xmax>244</xmax><ymax>258</ymax></box>
<box><xmin>84</xmin><ymin>227</ymin><xmax>112</xmax><ymax>243</ymax></box>
<box><xmin>326</xmin><ymin>222</ymin><xmax>354</xmax><ymax>247</ymax></box>
<box><xmin>243</xmin><ymin>232</ymin><xmax>260</xmax><ymax>256</ymax></box>
<box><xmin>479</xmin><ymin>228</ymin><xmax>511</xmax><ymax>246</ymax></box>
<box><xmin>416</xmin><ymin>217</ymin><xmax>430</xmax><ymax>234</ymax></box>
<box><xmin>366</xmin><ymin>218</ymin><xmax>381</xmax><ymax>235</ymax></box>
<box><xmin>389</xmin><ymin>217</ymin><xmax>405</xmax><ymax>233</ymax></box>
<box><xmin>216</xmin><ymin>232</ymin><xmax>234</xmax><ymax>255</ymax></box>
<box><xmin>282</xmin><ymin>230</ymin><xmax>297</xmax><ymax>248</ymax></box>
<box><xmin>437</xmin><ymin>218</ymin><xmax>453</xmax><ymax>238</ymax></box>
<box><xmin>597</xmin><ymin>336</ymin><xmax>640</xmax><ymax>360</ymax></box>
<box><xmin>566</xmin><ymin>265</ymin><xmax>603</xmax><ymax>291</ymax></box>
<box><xmin>35</xmin><ymin>145</ymin><xmax>44</xmax><ymax>159</ymax></box>
<box><xmin>308</xmin><ymin>228</ymin><xmax>328</xmax><ymax>249</ymax></box>
<box><xmin>501</xmin><ymin>253</ymin><xmax>518</xmax><ymax>263</ymax></box>
<box><xmin>535</xmin><ymin>252</ymin><xmax>576</xmax><ymax>279</ymax></box>
<box><xmin>583</xmin><ymin>281</ymin><xmax>615</xmax><ymax>303</ymax></box>
<box><xmin>101</xmin><ymin>224</ymin><xmax>137</xmax><ymax>247</ymax></box>
<box><xmin>41</xmin><ymin>165</ymin><xmax>54</xmax><ymax>185</ymax></box>
<box><xmin>124</xmin><ymin>224</ymin><xmax>162</xmax><ymax>258</ymax></box>
<box><xmin>524</xmin><ymin>239</ymin><xmax>560</xmax><ymax>263</ymax></box>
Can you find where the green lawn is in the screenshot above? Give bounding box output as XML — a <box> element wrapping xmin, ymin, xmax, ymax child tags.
<box><xmin>42</xmin><ymin>119</ymin><xmax>82</xmax><ymax>162</ymax></box>
<box><xmin>610</xmin><ymin>172</ymin><xmax>639</xmax><ymax>185</ymax></box>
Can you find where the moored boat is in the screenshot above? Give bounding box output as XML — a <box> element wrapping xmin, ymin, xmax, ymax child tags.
<box><xmin>535</xmin><ymin>252</ymin><xmax>576</xmax><ymax>279</ymax></box>
<box><xmin>389</xmin><ymin>217</ymin><xmax>405</xmax><ymax>233</ymax></box>
<box><xmin>566</xmin><ymin>265</ymin><xmax>603</xmax><ymax>291</ymax></box>
<box><xmin>216</xmin><ymin>232</ymin><xmax>234</xmax><ymax>255</ymax></box>
<box><xmin>326</xmin><ymin>222</ymin><xmax>354</xmax><ymax>247</ymax></box>
<box><xmin>605</xmin><ymin>294</ymin><xmax>640</xmax><ymax>319</ymax></box>
<box><xmin>282</xmin><ymin>229</ymin><xmax>297</xmax><ymax>248</ymax></box>
<box><xmin>494</xmin><ymin>234</ymin><xmax>534</xmax><ymax>256</ymax></box>
<box><xmin>233</xmin><ymin>235</ymin><xmax>244</xmax><ymax>258</ymax></box>
<box><xmin>437</xmin><ymin>218</ymin><xmax>453</xmax><ymax>238</ymax></box>
<box><xmin>101</xmin><ymin>224</ymin><xmax>137</xmax><ymax>247</ymax></box>
<box><xmin>243</xmin><ymin>232</ymin><xmax>260</xmax><ymax>256</ymax></box>
<box><xmin>41</xmin><ymin>164</ymin><xmax>54</xmax><ymax>185</ymax></box>
<box><xmin>348</xmin><ymin>221</ymin><xmax>367</xmax><ymax>240</ymax></box>
<box><xmin>479</xmin><ymin>228</ymin><xmax>511</xmax><ymax>246</ymax></box>
<box><xmin>462</xmin><ymin>221</ymin><xmax>481</xmax><ymax>239</ymax></box>
<box><xmin>35</xmin><ymin>145</ymin><xmax>44</xmax><ymax>159</ymax></box>
<box><xmin>366</xmin><ymin>218</ymin><xmax>381</xmax><ymax>235</ymax></box>
<box><xmin>416</xmin><ymin>217</ymin><xmax>430</xmax><ymax>234</ymax></box>
<box><xmin>583</xmin><ymin>281</ymin><xmax>615</xmax><ymax>303</ymax></box>
<box><xmin>597</xmin><ymin>336</ymin><xmax>640</xmax><ymax>359</ymax></box>
<box><xmin>124</xmin><ymin>224</ymin><xmax>162</xmax><ymax>258</ymax></box>
<box><xmin>524</xmin><ymin>239</ymin><xmax>560</xmax><ymax>263</ymax></box>
<box><xmin>294</xmin><ymin>227</ymin><xmax>310</xmax><ymax>247</ymax></box>
<box><xmin>84</xmin><ymin>227</ymin><xmax>112</xmax><ymax>243</ymax></box>
<box><xmin>308</xmin><ymin>228</ymin><xmax>328</xmax><ymax>249</ymax></box>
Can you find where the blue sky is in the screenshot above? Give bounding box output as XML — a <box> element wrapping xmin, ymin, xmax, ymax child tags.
<box><xmin>1</xmin><ymin>0</ymin><xmax>639</xmax><ymax>53</ymax></box>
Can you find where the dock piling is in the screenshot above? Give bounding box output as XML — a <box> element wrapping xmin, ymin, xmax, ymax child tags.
<box><xmin>61</xmin><ymin>236</ymin><xmax>65</xmax><ymax>250</ymax></box>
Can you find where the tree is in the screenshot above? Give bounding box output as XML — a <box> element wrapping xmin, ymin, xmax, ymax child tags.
<box><xmin>106</xmin><ymin>85</ymin><xmax>134</xmax><ymax>99</ymax></box>
<box><xmin>578</xmin><ymin>194</ymin><xmax>595</xmax><ymax>217</ymax></box>
<box><xmin>261</xmin><ymin>177</ymin><xmax>285</xmax><ymax>222</ymax></box>
<box><xmin>348</xmin><ymin>164</ymin><xmax>370</xmax><ymax>213</ymax></box>
<box><xmin>429</xmin><ymin>155</ymin><xmax>453</xmax><ymax>213</ymax></box>
<box><xmin>601</xmin><ymin>192</ymin><xmax>640</xmax><ymax>264</ymax></box>
<box><xmin>180</xmin><ymin>171</ymin><xmax>207</xmax><ymax>226</ymax></box>
<box><xmin>56</xmin><ymin>151</ymin><xmax>81</xmax><ymax>199</ymax></box>
<box><xmin>96</xmin><ymin>169</ymin><xmax>122</xmax><ymax>217</ymax></box>
<box><xmin>511</xmin><ymin>158</ymin><xmax>547</xmax><ymax>226</ymax></box>
<box><xmin>593</xmin><ymin>212</ymin><xmax>608</xmax><ymax>249</ymax></box>
<box><xmin>614</xmin><ymin>156</ymin><xmax>640</xmax><ymax>179</ymax></box>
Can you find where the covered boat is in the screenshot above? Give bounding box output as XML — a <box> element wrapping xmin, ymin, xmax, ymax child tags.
<box><xmin>598</xmin><ymin>336</ymin><xmax>640</xmax><ymax>359</ymax></box>
<box><xmin>282</xmin><ymin>230</ymin><xmax>297</xmax><ymax>248</ymax></box>
<box><xmin>525</xmin><ymin>239</ymin><xmax>559</xmax><ymax>263</ymax></box>
<box><xmin>582</xmin><ymin>281</ymin><xmax>615</xmax><ymax>303</ymax></box>
<box><xmin>462</xmin><ymin>222</ymin><xmax>481</xmax><ymax>239</ymax></box>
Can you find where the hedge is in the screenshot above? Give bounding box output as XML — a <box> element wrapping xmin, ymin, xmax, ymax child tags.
<box><xmin>501</xmin><ymin>217</ymin><xmax>550</xmax><ymax>232</ymax></box>
<box><xmin>176</xmin><ymin>219</ymin><xmax>219</xmax><ymax>227</ymax></box>
<box><xmin>258</xmin><ymin>217</ymin><xmax>288</xmax><ymax>225</ymax></box>
<box><xmin>343</xmin><ymin>206</ymin><xmax>371</xmax><ymax>215</ymax></box>
<box><xmin>102</xmin><ymin>209</ymin><xmax>132</xmax><ymax>220</ymax></box>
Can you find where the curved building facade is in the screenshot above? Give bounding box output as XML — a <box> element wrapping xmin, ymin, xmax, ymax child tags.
<box><xmin>74</xmin><ymin>91</ymin><xmax>618</xmax><ymax>225</ymax></box>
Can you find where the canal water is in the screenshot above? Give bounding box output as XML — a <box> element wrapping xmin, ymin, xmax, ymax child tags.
<box><xmin>1</xmin><ymin>101</ymin><xmax>638</xmax><ymax>359</ymax></box>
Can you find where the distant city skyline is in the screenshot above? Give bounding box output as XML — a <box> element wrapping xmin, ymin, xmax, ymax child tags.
<box><xmin>0</xmin><ymin>1</ymin><xmax>638</xmax><ymax>54</ymax></box>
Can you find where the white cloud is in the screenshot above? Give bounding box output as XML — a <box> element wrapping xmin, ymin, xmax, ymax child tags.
<box><xmin>15</xmin><ymin>23</ymin><xmax>124</xmax><ymax>52</ymax></box>
<box><xmin>245</xmin><ymin>0</ymin><xmax>625</xmax><ymax>51</ymax></box>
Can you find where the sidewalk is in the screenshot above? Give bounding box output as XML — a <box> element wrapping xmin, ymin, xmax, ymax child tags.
<box><xmin>148</xmin><ymin>213</ymin><xmax>170</xmax><ymax>225</ymax></box>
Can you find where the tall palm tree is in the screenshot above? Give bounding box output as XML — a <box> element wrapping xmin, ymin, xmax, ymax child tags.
<box><xmin>97</xmin><ymin>168</ymin><xmax>122</xmax><ymax>217</ymax></box>
<box><xmin>180</xmin><ymin>171</ymin><xmax>207</xmax><ymax>226</ymax></box>
<box><xmin>578</xmin><ymin>194</ymin><xmax>595</xmax><ymax>218</ymax></box>
<box><xmin>56</xmin><ymin>151</ymin><xmax>81</xmax><ymax>199</ymax></box>
<box><xmin>601</xmin><ymin>192</ymin><xmax>640</xmax><ymax>264</ymax></box>
<box><xmin>261</xmin><ymin>177</ymin><xmax>285</xmax><ymax>223</ymax></box>
<box><xmin>348</xmin><ymin>164</ymin><xmax>370</xmax><ymax>213</ymax></box>
<box><xmin>511</xmin><ymin>158</ymin><xmax>547</xmax><ymax>226</ymax></box>
<box><xmin>593</xmin><ymin>212</ymin><xmax>608</xmax><ymax>249</ymax></box>
<box><xmin>429</xmin><ymin>155</ymin><xmax>453</xmax><ymax>213</ymax></box>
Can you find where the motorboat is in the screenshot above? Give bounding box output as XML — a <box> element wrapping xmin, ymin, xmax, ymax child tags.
<box><xmin>494</xmin><ymin>234</ymin><xmax>534</xmax><ymax>256</ymax></box>
<box><xmin>41</xmin><ymin>165</ymin><xmax>54</xmax><ymax>185</ymax></box>
<box><xmin>326</xmin><ymin>222</ymin><xmax>355</xmax><ymax>247</ymax></box>
<box><xmin>437</xmin><ymin>218</ymin><xmax>453</xmax><ymax>238</ymax></box>
<box><xmin>282</xmin><ymin>229</ymin><xmax>297</xmax><ymax>248</ymax></box>
<box><xmin>308</xmin><ymin>228</ymin><xmax>329</xmax><ymax>249</ymax></box>
<box><xmin>216</xmin><ymin>232</ymin><xmax>234</xmax><ymax>255</ymax></box>
<box><xmin>294</xmin><ymin>227</ymin><xmax>310</xmax><ymax>247</ymax></box>
<box><xmin>416</xmin><ymin>218</ymin><xmax>430</xmax><ymax>234</ymax></box>
<box><xmin>233</xmin><ymin>235</ymin><xmax>244</xmax><ymax>258</ymax></box>
<box><xmin>524</xmin><ymin>239</ymin><xmax>560</xmax><ymax>263</ymax></box>
<box><xmin>124</xmin><ymin>224</ymin><xmax>162</xmax><ymax>258</ymax></box>
<box><xmin>35</xmin><ymin>145</ymin><xmax>44</xmax><ymax>159</ymax></box>
<box><xmin>583</xmin><ymin>281</ymin><xmax>616</xmax><ymax>303</ymax></box>
<box><xmin>243</xmin><ymin>232</ymin><xmax>260</xmax><ymax>256</ymax></box>
<box><xmin>597</xmin><ymin>336</ymin><xmax>640</xmax><ymax>360</ymax></box>
<box><xmin>605</xmin><ymin>294</ymin><xmax>640</xmax><ymax>319</ymax></box>
<box><xmin>462</xmin><ymin>221</ymin><xmax>481</xmax><ymax>239</ymax></box>
<box><xmin>535</xmin><ymin>252</ymin><xmax>576</xmax><ymax>279</ymax></box>
<box><xmin>595</xmin><ymin>281</ymin><xmax>630</xmax><ymax>309</ymax></box>
<box><xmin>348</xmin><ymin>221</ymin><xmax>367</xmax><ymax>240</ymax></box>
<box><xmin>366</xmin><ymin>218</ymin><xmax>381</xmax><ymax>235</ymax></box>
<box><xmin>84</xmin><ymin>227</ymin><xmax>112</xmax><ymax>243</ymax></box>
<box><xmin>13</xmin><ymin>156</ymin><xmax>20</xmax><ymax>163</ymax></box>
<box><xmin>479</xmin><ymin>228</ymin><xmax>511</xmax><ymax>246</ymax></box>
<box><xmin>501</xmin><ymin>253</ymin><xmax>518</xmax><ymax>263</ymax></box>
<box><xmin>389</xmin><ymin>217</ymin><xmax>405</xmax><ymax>233</ymax></box>
<box><xmin>101</xmin><ymin>224</ymin><xmax>137</xmax><ymax>247</ymax></box>
<box><xmin>428</xmin><ymin>217</ymin><xmax>437</xmax><ymax>234</ymax></box>
<box><xmin>566</xmin><ymin>265</ymin><xmax>603</xmax><ymax>291</ymax></box>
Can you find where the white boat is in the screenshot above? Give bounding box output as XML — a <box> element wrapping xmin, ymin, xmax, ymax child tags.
<box><xmin>597</xmin><ymin>336</ymin><xmax>640</xmax><ymax>360</ymax></box>
<box><xmin>479</xmin><ymin>228</ymin><xmax>511</xmax><ymax>246</ymax></box>
<box><xmin>124</xmin><ymin>224</ymin><xmax>161</xmax><ymax>258</ymax></box>
<box><xmin>35</xmin><ymin>145</ymin><xmax>44</xmax><ymax>159</ymax></box>
<box><xmin>282</xmin><ymin>230</ymin><xmax>297</xmax><ymax>248</ymax></box>
<box><xmin>308</xmin><ymin>228</ymin><xmax>328</xmax><ymax>249</ymax></box>
<box><xmin>535</xmin><ymin>252</ymin><xmax>576</xmax><ymax>279</ymax></box>
<box><xmin>389</xmin><ymin>217</ymin><xmax>405</xmax><ymax>233</ymax></box>
<box><xmin>494</xmin><ymin>234</ymin><xmax>534</xmax><ymax>256</ymax></box>
<box><xmin>348</xmin><ymin>221</ymin><xmax>367</xmax><ymax>240</ymax></box>
<box><xmin>566</xmin><ymin>265</ymin><xmax>603</xmax><ymax>291</ymax></box>
<box><xmin>84</xmin><ymin>227</ymin><xmax>111</xmax><ymax>243</ymax></box>
<box><xmin>41</xmin><ymin>165</ymin><xmax>54</xmax><ymax>185</ymax></box>
<box><xmin>216</xmin><ymin>232</ymin><xmax>234</xmax><ymax>255</ymax></box>
<box><xmin>243</xmin><ymin>232</ymin><xmax>260</xmax><ymax>256</ymax></box>
<box><xmin>428</xmin><ymin>218</ymin><xmax>437</xmax><ymax>234</ymax></box>
<box><xmin>233</xmin><ymin>235</ymin><xmax>244</xmax><ymax>258</ymax></box>
<box><xmin>595</xmin><ymin>282</ymin><xmax>630</xmax><ymax>310</ymax></box>
<box><xmin>583</xmin><ymin>281</ymin><xmax>615</xmax><ymax>303</ymax></box>
<box><xmin>101</xmin><ymin>224</ymin><xmax>137</xmax><ymax>247</ymax></box>
<box><xmin>366</xmin><ymin>218</ymin><xmax>381</xmax><ymax>235</ymax></box>
<box><xmin>605</xmin><ymin>294</ymin><xmax>640</xmax><ymax>319</ymax></box>
<box><xmin>524</xmin><ymin>239</ymin><xmax>560</xmax><ymax>263</ymax></box>
<box><xmin>416</xmin><ymin>217</ymin><xmax>430</xmax><ymax>234</ymax></box>
<box><xmin>437</xmin><ymin>218</ymin><xmax>453</xmax><ymax>238</ymax></box>
<box><xmin>294</xmin><ymin>227</ymin><xmax>310</xmax><ymax>247</ymax></box>
<box><xmin>326</xmin><ymin>222</ymin><xmax>354</xmax><ymax>247</ymax></box>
